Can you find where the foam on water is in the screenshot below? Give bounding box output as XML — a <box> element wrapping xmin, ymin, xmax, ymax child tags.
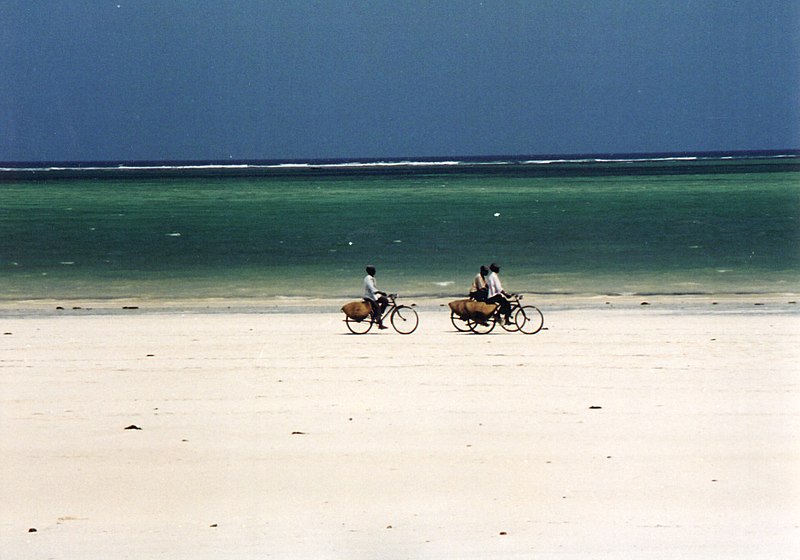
<box><xmin>2</xmin><ymin>150</ymin><xmax>796</xmax><ymax>176</ymax></box>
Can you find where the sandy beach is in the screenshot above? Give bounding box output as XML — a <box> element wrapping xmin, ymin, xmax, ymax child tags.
<box><xmin>1</xmin><ymin>296</ymin><xmax>798</xmax><ymax>559</ymax></box>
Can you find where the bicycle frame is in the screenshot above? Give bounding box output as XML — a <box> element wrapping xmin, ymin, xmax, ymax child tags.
<box><xmin>369</xmin><ymin>293</ymin><xmax>399</xmax><ymax>323</ymax></box>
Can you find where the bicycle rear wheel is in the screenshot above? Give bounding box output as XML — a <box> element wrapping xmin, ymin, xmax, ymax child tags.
<box><xmin>467</xmin><ymin>315</ymin><xmax>496</xmax><ymax>334</ymax></box>
<box><xmin>391</xmin><ymin>305</ymin><xmax>419</xmax><ymax>334</ymax></box>
<box><xmin>345</xmin><ymin>316</ymin><xmax>373</xmax><ymax>334</ymax></box>
<box><xmin>515</xmin><ymin>305</ymin><xmax>544</xmax><ymax>334</ymax></box>
<box><xmin>450</xmin><ymin>310</ymin><xmax>471</xmax><ymax>332</ymax></box>
<box><xmin>499</xmin><ymin>310</ymin><xmax>521</xmax><ymax>332</ymax></box>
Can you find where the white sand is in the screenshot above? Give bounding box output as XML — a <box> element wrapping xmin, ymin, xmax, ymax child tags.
<box><xmin>1</xmin><ymin>297</ymin><xmax>798</xmax><ymax>558</ymax></box>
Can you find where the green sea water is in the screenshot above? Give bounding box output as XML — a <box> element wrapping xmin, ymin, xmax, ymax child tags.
<box><xmin>1</xmin><ymin>168</ymin><xmax>798</xmax><ymax>301</ymax></box>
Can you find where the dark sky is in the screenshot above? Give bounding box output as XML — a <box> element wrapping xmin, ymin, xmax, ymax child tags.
<box><xmin>2</xmin><ymin>1</ymin><xmax>799</xmax><ymax>162</ymax></box>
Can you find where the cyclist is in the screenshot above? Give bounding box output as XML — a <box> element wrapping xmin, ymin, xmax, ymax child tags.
<box><xmin>486</xmin><ymin>262</ymin><xmax>512</xmax><ymax>325</ymax></box>
<box><xmin>363</xmin><ymin>265</ymin><xmax>389</xmax><ymax>329</ymax></box>
<box><xmin>469</xmin><ymin>265</ymin><xmax>489</xmax><ymax>301</ymax></box>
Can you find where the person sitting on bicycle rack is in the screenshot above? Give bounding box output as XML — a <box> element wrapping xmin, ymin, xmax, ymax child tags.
<box><xmin>486</xmin><ymin>262</ymin><xmax>513</xmax><ymax>326</ymax></box>
<box><xmin>469</xmin><ymin>265</ymin><xmax>489</xmax><ymax>302</ymax></box>
<box><xmin>363</xmin><ymin>265</ymin><xmax>389</xmax><ymax>329</ymax></box>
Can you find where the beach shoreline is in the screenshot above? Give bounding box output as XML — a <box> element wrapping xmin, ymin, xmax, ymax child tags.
<box><xmin>1</xmin><ymin>296</ymin><xmax>798</xmax><ymax>558</ymax></box>
<box><xmin>1</xmin><ymin>292</ymin><xmax>798</xmax><ymax>317</ymax></box>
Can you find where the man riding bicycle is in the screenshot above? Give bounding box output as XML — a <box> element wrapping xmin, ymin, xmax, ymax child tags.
<box><xmin>363</xmin><ymin>265</ymin><xmax>389</xmax><ymax>329</ymax></box>
<box><xmin>486</xmin><ymin>262</ymin><xmax>513</xmax><ymax>326</ymax></box>
<box><xmin>469</xmin><ymin>265</ymin><xmax>489</xmax><ymax>302</ymax></box>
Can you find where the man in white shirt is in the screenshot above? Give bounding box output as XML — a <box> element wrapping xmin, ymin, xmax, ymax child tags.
<box><xmin>486</xmin><ymin>262</ymin><xmax>512</xmax><ymax>325</ymax></box>
<box><xmin>363</xmin><ymin>265</ymin><xmax>389</xmax><ymax>329</ymax></box>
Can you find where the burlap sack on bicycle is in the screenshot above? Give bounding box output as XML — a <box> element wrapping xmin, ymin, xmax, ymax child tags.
<box><xmin>448</xmin><ymin>299</ymin><xmax>471</xmax><ymax>320</ymax></box>
<box><xmin>449</xmin><ymin>299</ymin><xmax>497</xmax><ymax>322</ymax></box>
<box><xmin>341</xmin><ymin>301</ymin><xmax>372</xmax><ymax>321</ymax></box>
<box><xmin>465</xmin><ymin>301</ymin><xmax>497</xmax><ymax>322</ymax></box>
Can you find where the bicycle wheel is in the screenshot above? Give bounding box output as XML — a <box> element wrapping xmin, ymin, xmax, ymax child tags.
<box><xmin>467</xmin><ymin>314</ymin><xmax>496</xmax><ymax>334</ymax></box>
<box><xmin>450</xmin><ymin>310</ymin><xmax>471</xmax><ymax>332</ymax></box>
<box><xmin>391</xmin><ymin>305</ymin><xmax>419</xmax><ymax>334</ymax></box>
<box><xmin>515</xmin><ymin>305</ymin><xmax>544</xmax><ymax>334</ymax></box>
<box><xmin>345</xmin><ymin>316</ymin><xmax>373</xmax><ymax>334</ymax></box>
<box><xmin>499</xmin><ymin>309</ymin><xmax>521</xmax><ymax>332</ymax></box>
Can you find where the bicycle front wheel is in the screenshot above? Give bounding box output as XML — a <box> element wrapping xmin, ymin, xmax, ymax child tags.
<box><xmin>515</xmin><ymin>305</ymin><xmax>544</xmax><ymax>334</ymax></box>
<box><xmin>467</xmin><ymin>315</ymin><xmax>496</xmax><ymax>334</ymax></box>
<box><xmin>391</xmin><ymin>305</ymin><xmax>419</xmax><ymax>334</ymax></box>
<box><xmin>345</xmin><ymin>316</ymin><xmax>373</xmax><ymax>334</ymax></box>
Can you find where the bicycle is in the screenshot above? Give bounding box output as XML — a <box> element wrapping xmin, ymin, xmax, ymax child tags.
<box><xmin>455</xmin><ymin>294</ymin><xmax>543</xmax><ymax>335</ymax></box>
<box><xmin>343</xmin><ymin>293</ymin><xmax>419</xmax><ymax>335</ymax></box>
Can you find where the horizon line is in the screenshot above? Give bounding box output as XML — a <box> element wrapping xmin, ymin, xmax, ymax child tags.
<box><xmin>2</xmin><ymin>148</ymin><xmax>799</xmax><ymax>168</ymax></box>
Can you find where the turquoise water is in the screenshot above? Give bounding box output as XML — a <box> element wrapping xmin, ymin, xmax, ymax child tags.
<box><xmin>1</xmin><ymin>167</ymin><xmax>798</xmax><ymax>300</ymax></box>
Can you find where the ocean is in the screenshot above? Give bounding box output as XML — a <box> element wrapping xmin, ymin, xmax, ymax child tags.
<box><xmin>1</xmin><ymin>153</ymin><xmax>798</xmax><ymax>302</ymax></box>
